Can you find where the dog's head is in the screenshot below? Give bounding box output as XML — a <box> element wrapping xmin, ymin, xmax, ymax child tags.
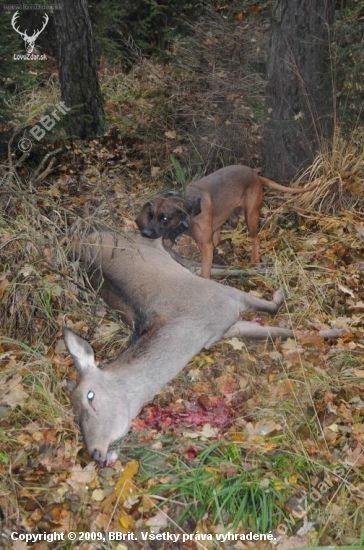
<box><xmin>136</xmin><ymin>192</ymin><xmax>201</xmax><ymax>243</ymax></box>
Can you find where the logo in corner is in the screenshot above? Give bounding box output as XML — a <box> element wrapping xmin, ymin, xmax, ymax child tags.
<box><xmin>11</xmin><ymin>11</ymin><xmax>49</xmax><ymax>54</ymax></box>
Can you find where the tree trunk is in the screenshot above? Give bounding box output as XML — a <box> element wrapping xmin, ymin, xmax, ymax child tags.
<box><xmin>263</xmin><ymin>0</ymin><xmax>336</xmax><ymax>181</ymax></box>
<box><xmin>53</xmin><ymin>0</ymin><xmax>105</xmax><ymax>138</ymax></box>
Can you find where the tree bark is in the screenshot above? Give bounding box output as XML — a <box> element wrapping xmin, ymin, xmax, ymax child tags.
<box><xmin>263</xmin><ymin>0</ymin><xmax>336</xmax><ymax>181</ymax></box>
<box><xmin>53</xmin><ymin>0</ymin><xmax>105</xmax><ymax>138</ymax></box>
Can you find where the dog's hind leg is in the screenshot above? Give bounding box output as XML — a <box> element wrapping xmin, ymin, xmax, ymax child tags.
<box><xmin>244</xmin><ymin>183</ymin><xmax>263</xmax><ymax>264</ymax></box>
<box><xmin>245</xmin><ymin>207</ymin><xmax>260</xmax><ymax>264</ymax></box>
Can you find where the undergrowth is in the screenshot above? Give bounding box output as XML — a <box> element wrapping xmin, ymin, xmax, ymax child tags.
<box><xmin>1</xmin><ymin>4</ymin><xmax>364</xmax><ymax>545</ymax></box>
<box><xmin>294</xmin><ymin>137</ymin><xmax>364</xmax><ymax>214</ymax></box>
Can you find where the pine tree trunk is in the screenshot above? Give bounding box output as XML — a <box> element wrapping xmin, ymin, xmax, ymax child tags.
<box><xmin>53</xmin><ymin>0</ymin><xmax>105</xmax><ymax>138</ymax></box>
<box><xmin>263</xmin><ymin>0</ymin><xmax>336</xmax><ymax>181</ymax></box>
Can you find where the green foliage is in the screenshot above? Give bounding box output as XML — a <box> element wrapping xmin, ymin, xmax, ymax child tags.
<box><xmin>0</xmin><ymin>9</ymin><xmax>45</xmax><ymax>133</ymax></box>
<box><xmin>334</xmin><ymin>0</ymin><xmax>364</xmax><ymax>134</ymax></box>
<box><xmin>169</xmin><ymin>154</ymin><xmax>188</xmax><ymax>187</ymax></box>
<box><xmin>0</xmin><ymin>452</ymin><xmax>10</xmax><ymax>464</ymax></box>
<box><xmin>293</xmin><ymin>547</ymin><xmax>364</xmax><ymax>550</ymax></box>
<box><xmin>0</xmin><ymin>11</ymin><xmax>23</xmax><ymax>126</ymax></box>
<box><xmin>89</xmin><ymin>0</ymin><xmax>204</xmax><ymax>64</ymax></box>
<box><xmin>138</xmin><ymin>441</ymin><xmax>287</xmax><ymax>531</ymax></box>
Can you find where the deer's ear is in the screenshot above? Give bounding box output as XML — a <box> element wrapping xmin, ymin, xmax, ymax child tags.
<box><xmin>63</xmin><ymin>328</ymin><xmax>97</xmax><ymax>375</ymax></box>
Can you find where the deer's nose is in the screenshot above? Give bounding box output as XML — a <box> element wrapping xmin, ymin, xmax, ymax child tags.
<box><xmin>91</xmin><ymin>449</ymin><xmax>106</xmax><ymax>466</ymax></box>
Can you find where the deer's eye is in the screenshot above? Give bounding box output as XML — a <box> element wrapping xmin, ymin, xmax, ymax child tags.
<box><xmin>87</xmin><ymin>390</ymin><xmax>95</xmax><ymax>402</ymax></box>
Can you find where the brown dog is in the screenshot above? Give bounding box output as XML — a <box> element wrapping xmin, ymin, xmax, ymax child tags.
<box><xmin>136</xmin><ymin>165</ymin><xmax>312</xmax><ymax>278</ymax></box>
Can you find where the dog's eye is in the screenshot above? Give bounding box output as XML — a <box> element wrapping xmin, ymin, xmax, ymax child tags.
<box><xmin>147</xmin><ymin>209</ymin><xmax>154</xmax><ymax>221</ymax></box>
<box><xmin>160</xmin><ymin>215</ymin><xmax>169</xmax><ymax>225</ymax></box>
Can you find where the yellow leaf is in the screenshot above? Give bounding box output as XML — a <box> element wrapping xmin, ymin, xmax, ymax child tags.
<box><xmin>0</xmin><ymin>275</ymin><xmax>10</xmax><ymax>299</ymax></box>
<box><xmin>119</xmin><ymin>510</ymin><xmax>135</xmax><ymax>531</ymax></box>
<box><xmin>327</xmin><ymin>423</ymin><xmax>339</xmax><ymax>432</ymax></box>
<box><xmin>263</xmin><ymin>442</ymin><xmax>278</xmax><ymax>452</ymax></box>
<box><xmin>230</xmin><ymin>433</ymin><xmax>246</xmax><ymax>442</ymax></box>
<box><xmin>102</xmin><ymin>460</ymin><xmax>139</xmax><ymax>513</ymax></box>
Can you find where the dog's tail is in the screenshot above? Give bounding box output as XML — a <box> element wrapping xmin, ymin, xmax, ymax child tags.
<box><xmin>260</xmin><ymin>176</ymin><xmax>315</xmax><ymax>194</ymax></box>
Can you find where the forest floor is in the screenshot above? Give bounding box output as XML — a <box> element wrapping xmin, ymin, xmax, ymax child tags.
<box><xmin>1</xmin><ymin>5</ymin><xmax>364</xmax><ymax>550</ymax></box>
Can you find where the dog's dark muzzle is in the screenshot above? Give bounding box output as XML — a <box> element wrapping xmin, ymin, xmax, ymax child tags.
<box><xmin>141</xmin><ymin>227</ymin><xmax>159</xmax><ymax>239</ymax></box>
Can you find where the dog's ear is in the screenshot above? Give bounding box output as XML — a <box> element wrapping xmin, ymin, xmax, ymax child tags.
<box><xmin>188</xmin><ymin>197</ymin><xmax>202</xmax><ymax>218</ymax></box>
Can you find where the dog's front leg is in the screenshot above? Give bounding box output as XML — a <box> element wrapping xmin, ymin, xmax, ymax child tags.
<box><xmin>200</xmin><ymin>242</ymin><xmax>214</xmax><ymax>278</ymax></box>
<box><xmin>193</xmin><ymin>223</ymin><xmax>214</xmax><ymax>278</ymax></box>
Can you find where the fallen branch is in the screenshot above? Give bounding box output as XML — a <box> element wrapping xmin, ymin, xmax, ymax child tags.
<box><xmin>31</xmin><ymin>147</ymin><xmax>63</xmax><ymax>186</ymax></box>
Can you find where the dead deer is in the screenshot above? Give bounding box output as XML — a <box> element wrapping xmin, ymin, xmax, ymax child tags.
<box><xmin>63</xmin><ymin>230</ymin><xmax>346</xmax><ymax>466</ymax></box>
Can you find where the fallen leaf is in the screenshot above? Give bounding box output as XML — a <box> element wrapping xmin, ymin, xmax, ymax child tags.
<box><xmin>197</xmin><ymin>393</ymin><xmax>212</xmax><ymax>410</ymax></box>
<box><xmin>216</xmin><ymin>373</ymin><xmax>238</xmax><ymax>394</ymax></box>
<box><xmin>92</xmin><ymin>488</ymin><xmax>105</xmax><ymax>502</ymax></box>
<box><xmin>248</xmin><ymin>6</ymin><xmax>263</xmax><ymax>14</ymax></box>
<box><xmin>151</xmin><ymin>166</ymin><xmax>160</xmax><ymax>178</ymax></box>
<box><xmin>0</xmin><ymin>374</ymin><xmax>29</xmax><ymax>408</ymax></box>
<box><xmin>344</xmin><ymin>445</ymin><xmax>364</xmax><ymax>466</ymax></box>
<box><xmin>327</xmin><ymin>423</ymin><xmax>339</xmax><ymax>432</ymax></box>
<box><xmin>225</xmin><ymin>337</ymin><xmax>245</xmax><ymax>350</ymax></box>
<box><xmin>338</xmin><ymin>284</ymin><xmax>355</xmax><ymax>298</ymax></box>
<box><xmin>183</xmin><ymin>423</ymin><xmax>218</xmax><ymax>440</ymax></box>
<box><xmin>119</xmin><ymin>509</ymin><xmax>135</xmax><ymax>531</ymax></box>
<box><xmin>200</xmin><ymin>423</ymin><xmax>219</xmax><ymax>439</ymax></box>
<box><xmin>102</xmin><ymin>460</ymin><xmax>139</xmax><ymax>513</ymax></box>
<box><xmin>350</xmin><ymin>301</ymin><xmax>364</xmax><ymax>311</ymax></box>
<box><xmin>172</xmin><ymin>146</ymin><xmax>186</xmax><ymax>154</ymax></box>
<box><xmin>0</xmin><ymin>273</ymin><xmax>10</xmax><ymax>299</ymax></box>
<box><xmin>146</xmin><ymin>509</ymin><xmax>168</xmax><ymax>532</ymax></box>
<box><xmin>219</xmin><ymin>462</ymin><xmax>238</xmax><ymax>477</ymax></box>
<box><xmin>67</xmin><ymin>463</ymin><xmax>98</xmax><ymax>490</ymax></box>
<box><xmin>245</xmin><ymin>420</ymin><xmax>283</xmax><ymax>436</ymax></box>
